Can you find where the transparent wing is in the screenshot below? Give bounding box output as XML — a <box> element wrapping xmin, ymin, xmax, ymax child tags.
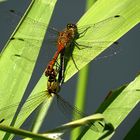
<box><xmin>10</xmin><ymin>36</ymin><xmax>58</xmax><ymax>73</ymax></box>
<box><xmin>9</xmin><ymin>9</ymin><xmax>59</xmax><ymax>38</ymax></box>
<box><xmin>11</xmin><ymin>37</ymin><xmax>119</xmax><ymax>76</ymax></box>
<box><xmin>77</xmin><ymin>15</ymin><xmax>124</xmax><ymax>40</ymax></box>
<box><xmin>0</xmin><ymin>90</ymin><xmax>48</xmax><ymax>125</ymax></box>
<box><xmin>64</xmin><ymin>40</ymin><xmax>120</xmax><ymax>72</ymax></box>
<box><xmin>11</xmin><ymin>36</ymin><xmax>57</xmax><ymax>51</ymax></box>
<box><xmin>56</xmin><ymin>94</ymin><xmax>105</xmax><ymax>132</ymax></box>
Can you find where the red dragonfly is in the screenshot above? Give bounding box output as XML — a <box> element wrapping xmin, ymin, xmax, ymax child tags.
<box><xmin>9</xmin><ymin>10</ymin><xmax>122</xmax><ymax>78</ymax></box>
<box><xmin>44</xmin><ymin>19</ymin><xmax>120</xmax><ymax>77</ymax></box>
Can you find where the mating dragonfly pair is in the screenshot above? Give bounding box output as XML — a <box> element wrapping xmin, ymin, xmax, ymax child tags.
<box><xmin>0</xmin><ymin>9</ymin><xmax>122</xmax><ymax>133</ymax></box>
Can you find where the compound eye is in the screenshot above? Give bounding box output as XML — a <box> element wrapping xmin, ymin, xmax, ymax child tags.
<box><xmin>71</xmin><ymin>24</ymin><xmax>77</xmax><ymax>29</ymax></box>
<box><xmin>67</xmin><ymin>24</ymin><xmax>72</xmax><ymax>29</ymax></box>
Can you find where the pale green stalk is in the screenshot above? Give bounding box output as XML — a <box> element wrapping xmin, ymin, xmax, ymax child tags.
<box><xmin>70</xmin><ymin>1</ymin><xmax>96</xmax><ymax>140</ymax></box>
<box><xmin>0</xmin><ymin>124</ymin><xmax>52</xmax><ymax>140</ymax></box>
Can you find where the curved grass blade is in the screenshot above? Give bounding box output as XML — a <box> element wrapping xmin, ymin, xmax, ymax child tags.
<box><xmin>45</xmin><ymin>113</ymin><xmax>104</xmax><ymax>139</ymax></box>
<box><xmin>80</xmin><ymin>74</ymin><xmax>140</xmax><ymax>139</ymax></box>
<box><xmin>0</xmin><ymin>114</ymin><xmax>104</xmax><ymax>140</ymax></box>
<box><xmin>0</xmin><ymin>124</ymin><xmax>53</xmax><ymax>140</ymax></box>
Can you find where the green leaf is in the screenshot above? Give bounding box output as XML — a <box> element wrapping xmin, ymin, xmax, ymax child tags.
<box><xmin>79</xmin><ymin>74</ymin><xmax>140</xmax><ymax>139</ymax></box>
<box><xmin>0</xmin><ymin>0</ymin><xmax>57</xmax><ymax>138</ymax></box>
<box><xmin>64</xmin><ymin>0</ymin><xmax>140</xmax><ymax>81</ymax></box>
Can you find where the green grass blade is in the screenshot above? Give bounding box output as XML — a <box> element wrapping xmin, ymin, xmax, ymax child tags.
<box><xmin>0</xmin><ymin>0</ymin><xmax>57</xmax><ymax>138</ymax></box>
<box><xmin>80</xmin><ymin>74</ymin><xmax>140</xmax><ymax>139</ymax></box>
<box><xmin>0</xmin><ymin>124</ymin><xmax>53</xmax><ymax>140</ymax></box>
<box><xmin>86</xmin><ymin>0</ymin><xmax>97</xmax><ymax>8</ymax></box>
<box><xmin>31</xmin><ymin>96</ymin><xmax>53</xmax><ymax>133</ymax></box>
<box><xmin>71</xmin><ymin>66</ymin><xmax>89</xmax><ymax>140</ymax></box>
<box><xmin>64</xmin><ymin>0</ymin><xmax>140</xmax><ymax>82</ymax></box>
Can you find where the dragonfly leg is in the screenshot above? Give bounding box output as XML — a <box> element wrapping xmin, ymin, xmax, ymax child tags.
<box><xmin>75</xmin><ymin>42</ymin><xmax>92</xmax><ymax>50</ymax></box>
<box><xmin>78</xmin><ymin>27</ymin><xmax>90</xmax><ymax>38</ymax></box>
<box><xmin>71</xmin><ymin>54</ymin><xmax>79</xmax><ymax>71</ymax></box>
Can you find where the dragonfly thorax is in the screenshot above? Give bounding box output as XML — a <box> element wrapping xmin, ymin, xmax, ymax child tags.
<box><xmin>66</xmin><ymin>23</ymin><xmax>79</xmax><ymax>39</ymax></box>
<box><xmin>47</xmin><ymin>80</ymin><xmax>60</xmax><ymax>94</ymax></box>
<box><xmin>67</xmin><ymin>23</ymin><xmax>77</xmax><ymax>30</ymax></box>
<box><xmin>58</xmin><ymin>23</ymin><xmax>78</xmax><ymax>47</ymax></box>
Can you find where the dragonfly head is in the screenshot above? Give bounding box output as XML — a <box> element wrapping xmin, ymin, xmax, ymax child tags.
<box><xmin>67</xmin><ymin>23</ymin><xmax>77</xmax><ymax>29</ymax></box>
<box><xmin>67</xmin><ymin>23</ymin><xmax>79</xmax><ymax>39</ymax></box>
<box><xmin>67</xmin><ymin>23</ymin><xmax>77</xmax><ymax>32</ymax></box>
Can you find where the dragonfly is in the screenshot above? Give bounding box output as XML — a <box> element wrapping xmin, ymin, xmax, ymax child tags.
<box><xmin>44</xmin><ymin>20</ymin><xmax>120</xmax><ymax>77</ymax></box>
<box><xmin>9</xmin><ymin>10</ymin><xmax>122</xmax><ymax>77</ymax></box>
<box><xmin>0</xmin><ymin>56</ymin><xmax>105</xmax><ymax>133</ymax></box>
